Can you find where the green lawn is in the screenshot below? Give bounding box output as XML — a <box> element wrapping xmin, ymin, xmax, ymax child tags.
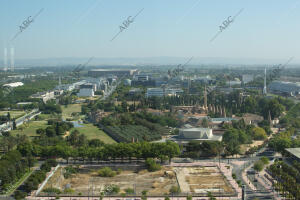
<box><xmin>0</xmin><ymin>110</ymin><xmax>26</xmax><ymax>118</ymax></box>
<box><xmin>72</xmin><ymin>123</ymin><xmax>116</xmax><ymax>144</ymax></box>
<box><xmin>61</xmin><ymin>104</ymin><xmax>82</xmax><ymax>119</ymax></box>
<box><xmin>10</xmin><ymin>121</ymin><xmax>49</xmax><ymax>137</ymax></box>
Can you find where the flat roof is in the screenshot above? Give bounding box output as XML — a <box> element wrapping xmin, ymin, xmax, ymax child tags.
<box><xmin>179</xmin><ymin>128</ymin><xmax>211</xmax><ymax>131</ymax></box>
<box><xmin>286</xmin><ymin>148</ymin><xmax>300</xmax><ymax>159</ymax></box>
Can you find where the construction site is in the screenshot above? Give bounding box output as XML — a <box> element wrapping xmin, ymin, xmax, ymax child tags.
<box><xmin>39</xmin><ymin>164</ymin><xmax>236</xmax><ymax>197</ymax></box>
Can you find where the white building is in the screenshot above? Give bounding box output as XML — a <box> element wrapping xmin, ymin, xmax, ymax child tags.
<box><xmin>123</xmin><ymin>79</ymin><xmax>132</xmax><ymax>86</ymax></box>
<box><xmin>146</xmin><ymin>88</ymin><xmax>164</xmax><ymax>98</ymax></box>
<box><xmin>77</xmin><ymin>84</ymin><xmax>95</xmax><ymax>97</ymax></box>
<box><xmin>165</xmin><ymin>88</ymin><xmax>183</xmax><ymax>96</ymax></box>
<box><xmin>170</xmin><ymin>128</ymin><xmax>222</xmax><ymax>143</ymax></box>
<box><xmin>3</xmin><ymin>82</ymin><xmax>24</xmax><ymax>88</ymax></box>
<box><xmin>134</xmin><ymin>74</ymin><xmax>149</xmax><ymax>81</ymax></box>
<box><xmin>31</xmin><ymin>91</ymin><xmax>55</xmax><ymax>103</ymax></box>
<box><xmin>146</xmin><ymin>88</ymin><xmax>183</xmax><ymax>98</ymax></box>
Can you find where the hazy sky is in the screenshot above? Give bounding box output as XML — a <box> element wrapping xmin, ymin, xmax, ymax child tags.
<box><xmin>1</xmin><ymin>0</ymin><xmax>300</xmax><ymax>61</ymax></box>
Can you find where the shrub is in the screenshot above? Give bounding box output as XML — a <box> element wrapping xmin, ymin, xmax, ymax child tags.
<box><xmin>232</xmin><ymin>173</ymin><xmax>236</xmax><ymax>179</ymax></box>
<box><xmin>98</xmin><ymin>167</ymin><xmax>117</xmax><ymax>177</ymax></box>
<box><xmin>187</xmin><ymin>195</ymin><xmax>192</xmax><ymax>200</ymax></box>
<box><xmin>125</xmin><ymin>188</ymin><xmax>134</xmax><ymax>194</ymax></box>
<box><xmin>64</xmin><ymin>188</ymin><xmax>75</xmax><ymax>194</ymax></box>
<box><xmin>254</xmin><ymin>160</ymin><xmax>264</xmax><ymax>172</ymax></box>
<box><xmin>145</xmin><ymin>158</ymin><xmax>161</xmax><ymax>172</ymax></box>
<box><xmin>260</xmin><ymin>156</ymin><xmax>269</xmax><ymax>165</ymax></box>
<box><xmin>43</xmin><ymin>187</ymin><xmax>61</xmax><ymax>194</ymax></box>
<box><xmin>116</xmin><ymin>168</ymin><xmax>122</xmax><ymax>175</ymax></box>
<box><xmin>169</xmin><ymin>186</ymin><xmax>180</xmax><ymax>194</ymax></box>
<box><xmin>104</xmin><ymin>184</ymin><xmax>120</xmax><ymax>195</ymax></box>
<box><xmin>14</xmin><ymin>190</ymin><xmax>27</xmax><ymax>200</ymax></box>
<box><xmin>64</xmin><ymin>166</ymin><xmax>79</xmax><ymax>178</ymax></box>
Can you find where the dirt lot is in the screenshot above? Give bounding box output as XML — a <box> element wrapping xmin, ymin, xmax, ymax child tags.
<box><xmin>44</xmin><ymin>166</ymin><xmax>177</xmax><ymax>195</ymax></box>
<box><xmin>43</xmin><ymin>165</ymin><xmax>234</xmax><ymax>196</ymax></box>
<box><xmin>174</xmin><ymin>166</ymin><xmax>234</xmax><ymax>194</ymax></box>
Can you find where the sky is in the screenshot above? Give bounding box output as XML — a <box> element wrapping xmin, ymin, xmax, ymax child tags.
<box><xmin>0</xmin><ymin>0</ymin><xmax>300</xmax><ymax>64</ymax></box>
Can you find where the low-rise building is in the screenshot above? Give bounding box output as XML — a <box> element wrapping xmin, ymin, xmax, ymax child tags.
<box><xmin>31</xmin><ymin>91</ymin><xmax>55</xmax><ymax>103</ymax></box>
<box><xmin>3</xmin><ymin>82</ymin><xmax>24</xmax><ymax>88</ymax></box>
<box><xmin>169</xmin><ymin>127</ymin><xmax>222</xmax><ymax>144</ymax></box>
<box><xmin>77</xmin><ymin>84</ymin><xmax>95</xmax><ymax>97</ymax></box>
<box><xmin>285</xmin><ymin>148</ymin><xmax>300</xmax><ymax>162</ymax></box>
<box><xmin>146</xmin><ymin>88</ymin><xmax>164</xmax><ymax>98</ymax></box>
<box><xmin>146</xmin><ymin>88</ymin><xmax>183</xmax><ymax>98</ymax></box>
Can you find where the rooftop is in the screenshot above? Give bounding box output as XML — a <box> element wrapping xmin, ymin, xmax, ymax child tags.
<box><xmin>286</xmin><ymin>148</ymin><xmax>300</xmax><ymax>159</ymax></box>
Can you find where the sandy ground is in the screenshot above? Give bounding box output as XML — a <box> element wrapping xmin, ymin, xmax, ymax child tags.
<box><xmin>44</xmin><ymin>166</ymin><xmax>178</xmax><ymax>195</ymax></box>
<box><xmin>42</xmin><ymin>165</ymin><xmax>234</xmax><ymax>196</ymax></box>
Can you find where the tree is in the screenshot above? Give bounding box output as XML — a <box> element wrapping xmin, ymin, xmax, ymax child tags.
<box><xmin>201</xmin><ymin>118</ymin><xmax>209</xmax><ymax>128</ymax></box>
<box><xmin>260</xmin><ymin>156</ymin><xmax>269</xmax><ymax>165</ymax></box>
<box><xmin>14</xmin><ymin>190</ymin><xmax>27</xmax><ymax>200</ymax></box>
<box><xmin>252</xmin><ymin>127</ymin><xmax>267</xmax><ymax>140</ymax></box>
<box><xmin>36</xmin><ymin>128</ymin><xmax>45</xmax><ymax>135</ymax></box>
<box><xmin>223</xmin><ymin>129</ymin><xmax>241</xmax><ymax>156</ymax></box>
<box><xmin>145</xmin><ymin>158</ymin><xmax>161</xmax><ymax>172</ymax></box>
<box><xmin>207</xmin><ymin>191</ymin><xmax>216</xmax><ymax>200</ymax></box>
<box><xmin>254</xmin><ymin>160</ymin><xmax>264</xmax><ymax>172</ymax></box>
<box><xmin>7</xmin><ymin>112</ymin><xmax>11</xmax><ymax>121</ymax></box>
<box><xmin>46</xmin><ymin>127</ymin><xmax>56</xmax><ymax>137</ymax></box>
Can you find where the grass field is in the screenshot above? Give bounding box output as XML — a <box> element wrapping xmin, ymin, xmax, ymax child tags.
<box><xmin>72</xmin><ymin>123</ymin><xmax>116</xmax><ymax>144</ymax></box>
<box><xmin>10</xmin><ymin>121</ymin><xmax>49</xmax><ymax>137</ymax></box>
<box><xmin>61</xmin><ymin>104</ymin><xmax>82</xmax><ymax>119</ymax></box>
<box><xmin>0</xmin><ymin>110</ymin><xmax>26</xmax><ymax>118</ymax></box>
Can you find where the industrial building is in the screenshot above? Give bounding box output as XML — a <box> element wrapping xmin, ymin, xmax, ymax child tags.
<box><xmin>88</xmin><ymin>69</ymin><xmax>138</xmax><ymax>77</ymax></box>
<box><xmin>145</xmin><ymin>88</ymin><xmax>183</xmax><ymax>98</ymax></box>
<box><xmin>268</xmin><ymin>81</ymin><xmax>300</xmax><ymax>96</ymax></box>
<box><xmin>146</xmin><ymin>88</ymin><xmax>164</xmax><ymax>98</ymax></box>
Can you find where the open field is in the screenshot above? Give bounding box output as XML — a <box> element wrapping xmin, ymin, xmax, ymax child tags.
<box><xmin>10</xmin><ymin>121</ymin><xmax>48</xmax><ymax>137</ymax></box>
<box><xmin>0</xmin><ymin>110</ymin><xmax>26</xmax><ymax>118</ymax></box>
<box><xmin>61</xmin><ymin>104</ymin><xmax>82</xmax><ymax>119</ymax></box>
<box><xmin>42</xmin><ymin>165</ymin><xmax>234</xmax><ymax>196</ymax></box>
<box><xmin>72</xmin><ymin>123</ymin><xmax>116</xmax><ymax>144</ymax></box>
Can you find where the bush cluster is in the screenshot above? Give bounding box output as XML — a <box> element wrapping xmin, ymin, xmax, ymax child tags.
<box><xmin>145</xmin><ymin>158</ymin><xmax>161</xmax><ymax>172</ymax></box>
<box><xmin>98</xmin><ymin>167</ymin><xmax>117</xmax><ymax>177</ymax></box>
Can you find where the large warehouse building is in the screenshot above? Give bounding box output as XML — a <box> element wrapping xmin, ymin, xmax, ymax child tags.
<box><xmin>268</xmin><ymin>81</ymin><xmax>300</xmax><ymax>96</ymax></box>
<box><xmin>88</xmin><ymin>69</ymin><xmax>138</xmax><ymax>77</ymax></box>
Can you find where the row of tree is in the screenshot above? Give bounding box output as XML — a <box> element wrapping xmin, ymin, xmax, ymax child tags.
<box><xmin>268</xmin><ymin>161</ymin><xmax>300</xmax><ymax>199</ymax></box>
<box><xmin>0</xmin><ymin>150</ymin><xmax>36</xmax><ymax>192</ymax></box>
<box><xmin>17</xmin><ymin>141</ymin><xmax>180</xmax><ymax>164</ymax></box>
